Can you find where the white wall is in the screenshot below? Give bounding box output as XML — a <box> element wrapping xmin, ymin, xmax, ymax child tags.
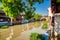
<box><xmin>54</xmin><ymin>15</ymin><xmax>60</xmax><ymax>34</ymax></box>
<box><xmin>48</xmin><ymin>7</ymin><xmax>53</xmax><ymax>17</ymax></box>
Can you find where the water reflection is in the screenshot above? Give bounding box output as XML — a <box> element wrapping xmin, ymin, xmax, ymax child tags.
<box><xmin>42</xmin><ymin>34</ymin><xmax>49</xmax><ymax>40</ymax></box>
<box><xmin>0</xmin><ymin>21</ymin><xmax>40</xmax><ymax>40</ymax></box>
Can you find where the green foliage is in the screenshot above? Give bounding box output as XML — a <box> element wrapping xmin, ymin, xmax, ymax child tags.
<box><xmin>34</xmin><ymin>13</ymin><xmax>42</xmax><ymax>21</ymax></box>
<box><xmin>0</xmin><ymin>5</ymin><xmax>3</xmax><ymax>11</ymax></box>
<box><xmin>56</xmin><ymin>0</ymin><xmax>60</xmax><ymax>2</ymax></box>
<box><xmin>0</xmin><ymin>0</ymin><xmax>2</xmax><ymax>2</ymax></box>
<box><xmin>24</xmin><ymin>9</ymin><xmax>35</xmax><ymax>20</ymax></box>
<box><xmin>30</xmin><ymin>32</ymin><xmax>45</xmax><ymax>40</ymax></box>
<box><xmin>0</xmin><ymin>0</ymin><xmax>44</xmax><ymax>19</ymax></box>
<box><xmin>1</xmin><ymin>0</ymin><xmax>23</xmax><ymax>19</ymax></box>
<box><xmin>0</xmin><ymin>26</ymin><xmax>9</xmax><ymax>29</ymax></box>
<box><xmin>42</xmin><ymin>21</ymin><xmax>48</xmax><ymax>29</ymax></box>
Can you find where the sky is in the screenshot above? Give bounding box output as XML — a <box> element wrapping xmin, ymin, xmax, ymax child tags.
<box><xmin>34</xmin><ymin>0</ymin><xmax>51</xmax><ymax>16</ymax></box>
<box><xmin>0</xmin><ymin>0</ymin><xmax>50</xmax><ymax>16</ymax></box>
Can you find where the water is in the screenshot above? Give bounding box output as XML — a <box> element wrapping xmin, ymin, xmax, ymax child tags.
<box><xmin>0</xmin><ymin>21</ymin><xmax>41</xmax><ymax>40</ymax></box>
<box><xmin>42</xmin><ymin>34</ymin><xmax>49</xmax><ymax>40</ymax></box>
<box><xmin>0</xmin><ymin>22</ymin><xmax>8</xmax><ymax>26</ymax></box>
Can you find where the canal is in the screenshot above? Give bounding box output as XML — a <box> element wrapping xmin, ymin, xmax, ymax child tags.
<box><xmin>0</xmin><ymin>21</ymin><xmax>41</xmax><ymax>40</ymax></box>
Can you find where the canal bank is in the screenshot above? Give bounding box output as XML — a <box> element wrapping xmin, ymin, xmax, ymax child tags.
<box><xmin>0</xmin><ymin>21</ymin><xmax>41</xmax><ymax>40</ymax></box>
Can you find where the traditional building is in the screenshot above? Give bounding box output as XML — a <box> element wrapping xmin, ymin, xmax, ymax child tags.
<box><xmin>51</xmin><ymin>0</ymin><xmax>60</xmax><ymax>34</ymax></box>
<box><xmin>14</xmin><ymin>13</ymin><xmax>25</xmax><ymax>23</ymax></box>
<box><xmin>0</xmin><ymin>11</ymin><xmax>25</xmax><ymax>24</ymax></box>
<box><xmin>0</xmin><ymin>11</ymin><xmax>5</xmax><ymax>16</ymax></box>
<box><xmin>0</xmin><ymin>11</ymin><xmax>10</xmax><ymax>22</ymax></box>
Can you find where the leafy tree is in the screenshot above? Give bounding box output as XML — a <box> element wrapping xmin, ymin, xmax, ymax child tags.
<box><xmin>0</xmin><ymin>0</ymin><xmax>44</xmax><ymax>24</ymax></box>
<box><xmin>24</xmin><ymin>0</ymin><xmax>43</xmax><ymax>20</ymax></box>
<box><xmin>57</xmin><ymin>0</ymin><xmax>60</xmax><ymax>2</ymax></box>
<box><xmin>0</xmin><ymin>5</ymin><xmax>3</xmax><ymax>11</ymax></box>
<box><xmin>24</xmin><ymin>7</ymin><xmax>35</xmax><ymax>20</ymax></box>
<box><xmin>34</xmin><ymin>13</ymin><xmax>42</xmax><ymax>21</ymax></box>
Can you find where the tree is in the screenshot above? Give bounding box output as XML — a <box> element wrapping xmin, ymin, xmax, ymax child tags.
<box><xmin>34</xmin><ymin>13</ymin><xmax>42</xmax><ymax>21</ymax></box>
<box><xmin>24</xmin><ymin>0</ymin><xmax>44</xmax><ymax>20</ymax></box>
<box><xmin>0</xmin><ymin>0</ymin><xmax>44</xmax><ymax>24</ymax></box>
<box><xmin>24</xmin><ymin>7</ymin><xmax>35</xmax><ymax>20</ymax></box>
<box><xmin>0</xmin><ymin>5</ymin><xmax>3</xmax><ymax>11</ymax></box>
<box><xmin>57</xmin><ymin>0</ymin><xmax>60</xmax><ymax>2</ymax></box>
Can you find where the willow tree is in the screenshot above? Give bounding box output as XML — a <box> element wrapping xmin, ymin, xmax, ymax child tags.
<box><xmin>0</xmin><ymin>0</ymin><xmax>44</xmax><ymax>24</ymax></box>
<box><xmin>22</xmin><ymin>0</ymin><xmax>44</xmax><ymax>20</ymax></box>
